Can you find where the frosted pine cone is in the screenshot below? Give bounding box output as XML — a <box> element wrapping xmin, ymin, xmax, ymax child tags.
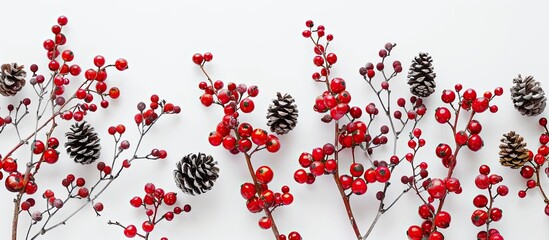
<box><xmin>266</xmin><ymin>92</ymin><xmax>298</xmax><ymax>135</ymax></box>
<box><xmin>510</xmin><ymin>74</ymin><xmax>546</xmax><ymax>116</ymax></box>
<box><xmin>407</xmin><ymin>53</ymin><xmax>436</xmax><ymax>97</ymax></box>
<box><xmin>499</xmin><ymin>131</ymin><xmax>530</xmax><ymax>169</ymax></box>
<box><xmin>65</xmin><ymin>121</ymin><xmax>101</xmax><ymax>164</ymax></box>
<box><xmin>0</xmin><ymin>63</ymin><xmax>26</xmax><ymax>96</ymax></box>
<box><xmin>174</xmin><ymin>153</ymin><xmax>219</xmax><ymax>195</ymax></box>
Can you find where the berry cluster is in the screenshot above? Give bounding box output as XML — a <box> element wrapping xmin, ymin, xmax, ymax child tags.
<box><xmin>299</xmin><ymin>20</ymin><xmax>429</xmax><ymax>240</ymax></box>
<box><xmin>37</xmin><ymin>16</ymin><xmax>128</xmax><ymax>122</ymax></box>
<box><xmin>471</xmin><ymin>165</ymin><xmax>507</xmax><ymax>240</ymax></box>
<box><xmin>108</xmin><ymin>183</ymin><xmax>190</xmax><ymax>240</ymax></box>
<box><xmin>193</xmin><ymin>53</ymin><xmax>298</xmax><ymax>240</ymax></box>
<box><xmin>407</xmin><ymin>86</ymin><xmax>502</xmax><ymax>239</ymax></box>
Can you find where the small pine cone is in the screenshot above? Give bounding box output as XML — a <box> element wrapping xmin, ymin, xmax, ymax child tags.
<box><xmin>499</xmin><ymin>131</ymin><xmax>530</xmax><ymax>169</ymax></box>
<box><xmin>174</xmin><ymin>153</ymin><xmax>219</xmax><ymax>196</ymax></box>
<box><xmin>65</xmin><ymin>121</ymin><xmax>101</xmax><ymax>164</ymax></box>
<box><xmin>510</xmin><ymin>74</ymin><xmax>546</xmax><ymax>116</ymax></box>
<box><xmin>266</xmin><ymin>92</ymin><xmax>298</xmax><ymax>135</ymax></box>
<box><xmin>0</xmin><ymin>63</ymin><xmax>26</xmax><ymax>96</ymax></box>
<box><xmin>407</xmin><ymin>53</ymin><xmax>436</xmax><ymax>97</ymax></box>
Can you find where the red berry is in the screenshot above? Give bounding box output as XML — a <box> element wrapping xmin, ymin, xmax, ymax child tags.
<box><xmin>418</xmin><ymin>204</ymin><xmax>434</xmax><ymax>219</ymax></box>
<box><xmin>192</xmin><ymin>53</ymin><xmax>204</xmax><ymax>65</ymax></box>
<box><xmin>435</xmin><ymin>144</ymin><xmax>452</xmax><ymax>159</ymax></box>
<box><xmin>463</xmin><ymin>88</ymin><xmax>477</xmax><ymax>101</ymax></box>
<box><xmin>329</xmin><ymin>78</ymin><xmax>346</xmax><ymax>93</ymax></box>
<box><xmin>497</xmin><ymin>185</ymin><xmax>509</xmax><ymax>196</ymax></box>
<box><xmin>435</xmin><ymin>107</ymin><xmax>451</xmax><ymax>123</ymax></box>
<box><xmin>208</xmin><ymin>131</ymin><xmax>223</xmax><ymax>146</ymax></box>
<box><xmin>490</xmin><ymin>208</ymin><xmax>503</xmax><ymax>221</ymax></box>
<box><xmin>472</xmin><ymin>97</ymin><xmax>489</xmax><ymax>113</ymax></box>
<box><xmin>49</xmin><ymin>60</ymin><xmax>60</xmax><ymax>71</ymax></box>
<box><xmin>441</xmin><ymin>90</ymin><xmax>456</xmax><ymax>103</ymax></box>
<box><xmin>434</xmin><ymin>211</ymin><xmax>451</xmax><ymax>228</ymax></box>
<box><xmin>256</xmin><ymin>166</ymin><xmax>274</xmax><ymax>184</ymax></box>
<box><xmin>467</xmin><ymin>134</ymin><xmax>483</xmax><ymax>151</ymax></box>
<box><xmin>375</xmin><ymin>166</ymin><xmax>391</xmax><ymax>183</ymax></box>
<box><xmin>124</xmin><ymin>225</ymin><xmax>137</xmax><ymax>238</ymax></box>
<box><xmin>471</xmin><ymin>209</ymin><xmax>488</xmax><ymax>227</ymax></box>
<box><xmin>427</xmin><ymin>178</ymin><xmax>446</xmax><ymax>199</ymax></box>
<box><xmin>473</xmin><ymin>194</ymin><xmax>488</xmax><ymax>208</ymax></box>
<box><xmin>407</xmin><ymin>225</ymin><xmax>423</xmax><ymax>239</ymax></box>
<box><xmin>258</xmin><ymin>216</ymin><xmax>272</xmax><ymax>229</ymax></box>
<box><xmin>163</xmin><ymin>192</ymin><xmax>177</xmax><ymax>205</ymax></box>
<box><xmin>475</xmin><ymin>174</ymin><xmax>490</xmax><ymax>189</ymax></box>
<box><xmin>467</xmin><ymin>120</ymin><xmax>482</xmax><ymax>134</ymax></box>
<box><xmin>61</xmin><ymin>50</ymin><xmax>74</xmax><ymax>62</ymax></box>
<box><xmin>57</xmin><ymin>16</ymin><xmax>68</xmax><ymax>26</ymax></box>
<box><xmin>240</xmin><ymin>182</ymin><xmax>256</xmax><ymax>200</ymax></box>
<box><xmin>142</xmin><ymin>221</ymin><xmax>154</xmax><ymax>233</ymax></box>
<box><xmin>93</xmin><ymin>202</ymin><xmax>104</xmax><ymax>212</ymax></box>
<box><xmin>294</xmin><ymin>169</ymin><xmax>308</xmax><ymax>184</ymax></box>
<box><xmin>115</xmin><ymin>58</ymin><xmax>128</xmax><ymax>71</ymax></box>
<box><xmin>351</xmin><ymin>178</ymin><xmax>367</xmax><ymax>195</ymax></box>
<box><xmin>349</xmin><ymin>163</ymin><xmax>364</xmax><ymax>177</ymax></box>
<box><xmin>240</xmin><ymin>98</ymin><xmax>255</xmax><ymax>113</ymax></box>
<box><xmin>251</xmin><ymin>128</ymin><xmax>269</xmax><ymax>145</ymax></box>
<box><xmin>520</xmin><ymin>166</ymin><xmax>535</xmax><ymax>178</ymax></box>
<box><xmin>313</xmin><ymin>56</ymin><xmax>324</xmax><ymax>66</ymax></box>
<box><xmin>93</xmin><ymin>55</ymin><xmax>105</xmax><ymax>68</ymax></box>
<box><xmin>266</xmin><ymin>135</ymin><xmax>281</xmax><ymax>153</ymax></box>
<box><xmin>288</xmin><ymin>231</ymin><xmax>301</xmax><ymax>240</ymax></box>
<box><xmin>326</xmin><ymin>53</ymin><xmax>337</xmax><ymax>65</ymax></box>
<box><xmin>203</xmin><ymin>52</ymin><xmax>213</xmax><ymax>62</ymax></box>
<box><xmin>5</xmin><ymin>173</ymin><xmax>24</xmax><ymax>192</ymax></box>
<box><xmin>130</xmin><ymin>196</ymin><xmax>143</xmax><ymax>208</ymax></box>
<box><xmin>479</xmin><ymin>165</ymin><xmax>491</xmax><ymax>175</ymax></box>
<box><xmin>43</xmin><ymin>149</ymin><xmax>59</xmax><ymax>164</ymax></box>
<box><xmin>33</xmin><ymin>140</ymin><xmax>45</xmax><ymax>154</ymax></box>
<box><xmin>144</xmin><ymin>183</ymin><xmax>156</xmax><ymax>194</ymax></box>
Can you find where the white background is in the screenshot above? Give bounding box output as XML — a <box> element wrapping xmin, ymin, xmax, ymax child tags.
<box><xmin>0</xmin><ymin>0</ymin><xmax>548</xmax><ymax>239</ymax></box>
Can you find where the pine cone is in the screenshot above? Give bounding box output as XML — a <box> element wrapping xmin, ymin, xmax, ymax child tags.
<box><xmin>266</xmin><ymin>92</ymin><xmax>298</xmax><ymax>135</ymax></box>
<box><xmin>0</xmin><ymin>63</ymin><xmax>26</xmax><ymax>96</ymax></box>
<box><xmin>174</xmin><ymin>153</ymin><xmax>219</xmax><ymax>195</ymax></box>
<box><xmin>511</xmin><ymin>74</ymin><xmax>546</xmax><ymax>116</ymax></box>
<box><xmin>65</xmin><ymin>121</ymin><xmax>101</xmax><ymax>164</ymax></box>
<box><xmin>407</xmin><ymin>53</ymin><xmax>436</xmax><ymax>97</ymax></box>
<box><xmin>499</xmin><ymin>131</ymin><xmax>530</xmax><ymax>169</ymax></box>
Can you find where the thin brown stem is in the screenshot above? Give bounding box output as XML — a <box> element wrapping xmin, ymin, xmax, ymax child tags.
<box><xmin>332</xmin><ymin>121</ymin><xmax>362</xmax><ymax>240</ymax></box>
<box><xmin>244</xmin><ymin>153</ymin><xmax>280</xmax><ymax>239</ymax></box>
<box><xmin>535</xmin><ymin>167</ymin><xmax>549</xmax><ymax>204</ymax></box>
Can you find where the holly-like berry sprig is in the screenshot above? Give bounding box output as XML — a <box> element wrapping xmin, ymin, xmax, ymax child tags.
<box><xmin>108</xmin><ymin>183</ymin><xmax>190</xmax><ymax>240</ymax></box>
<box><xmin>8</xmin><ymin>94</ymin><xmax>179</xmax><ymax>240</ymax></box>
<box><xmin>502</xmin><ymin>118</ymin><xmax>549</xmax><ymax>215</ymax></box>
<box><xmin>471</xmin><ymin>165</ymin><xmax>507</xmax><ymax>240</ymax></box>
<box><xmin>297</xmin><ymin>20</ymin><xmax>428</xmax><ymax>240</ymax></box>
<box><xmin>0</xmin><ymin>16</ymin><xmax>180</xmax><ymax>240</ymax></box>
<box><xmin>407</xmin><ymin>85</ymin><xmax>503</xmax><ymax>240</ymax></box>
<box><xmin>193</xmin><ymin>53</ymin><xmax>300</xmax><ymax>240</ymax></box>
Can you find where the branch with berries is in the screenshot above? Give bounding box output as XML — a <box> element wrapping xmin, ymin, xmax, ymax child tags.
<box><xmin>295</xmin><ymin>20</ymin><xmax>432</xmax><ymax>240</ymax></box>
<box><xmin>407</xmin><ymin>85</ymin><xmax>503</xmax><ymax>240</ymax></box>
<box><xmin>108</xmin><ymin>182</ymin><xmax>191</xmax><ymax>240</ymax></box>
<box><xmin>0</xmin><ymin>16</ymin><xmax>181</xmax><ymax>240</ymax></box>
<box><xmin>193</xmin><ymin>52</ymin><xmax>301</xmax><ymax>240</ymax></box>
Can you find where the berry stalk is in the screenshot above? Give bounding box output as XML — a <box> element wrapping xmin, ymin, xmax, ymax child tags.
<box><xmin>244</xmin><ymin>153</ymin><xmax>281</xmax><ymax>237</ymax></box>
<box><xmin>194</xmin><ymin>54</ymin><xmax>298</xmax><ymax>240</ymax></box>
<box><xmin>298</xmin><ymin>20</ymin><xmax>423</xmax><ymax>240</ymax></box>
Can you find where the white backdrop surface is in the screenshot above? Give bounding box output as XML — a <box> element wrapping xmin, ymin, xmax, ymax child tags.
<box><xmin>0</xmin><ymin>0</ymin><xmax>548</xmax><ymax>239</ymax></box>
